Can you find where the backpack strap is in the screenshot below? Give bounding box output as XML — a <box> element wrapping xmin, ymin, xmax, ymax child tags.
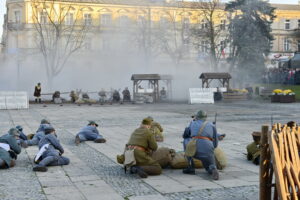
<box><xmin>196</xmin><ymin>121</ymin><xmax>208</xmax><ymax>137</ymax></box>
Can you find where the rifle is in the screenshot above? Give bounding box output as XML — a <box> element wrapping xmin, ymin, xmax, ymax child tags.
<box><xmin>214</xmin><ymin>113</ymin><xmax>217</xmax><ymax>127</ymax></box>
<box><xmin>214</xmin><ymin>113</ymin><xmax>225</xmax><ymax>140</ymax></box>
<box><xmin>271</xmin><ymin>115</ymin><xmax>273</xmax><ymax>128</ymax></box>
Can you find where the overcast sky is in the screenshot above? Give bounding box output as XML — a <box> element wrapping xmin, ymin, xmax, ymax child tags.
<box><xmin>0</xmin><ymin>0</ymin><xmax>298</xmax><ymax>37</ymax></box>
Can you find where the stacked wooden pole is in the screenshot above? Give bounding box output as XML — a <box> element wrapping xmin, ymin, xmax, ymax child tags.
<box><xmin>267</xmin><ymin>123</ymin><xmax>300</xmax><ymax>200</ymax></box>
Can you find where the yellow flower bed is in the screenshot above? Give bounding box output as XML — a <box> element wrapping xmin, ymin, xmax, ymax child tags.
<box><xmin>273</xmin><ymin>89</ymin><xmax>283</xmax><ymax>94</ymax></box>
<box><xmin>283</xmin><ymin>89</ymin><xmax>293</xmax><ymax>94</ymax></box>
<box><xmin>232</xmin><ymin>89</ymin><xmax>248</xmax><ymax>94</ymax></box>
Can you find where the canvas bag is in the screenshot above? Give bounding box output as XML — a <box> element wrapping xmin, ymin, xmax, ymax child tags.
<box><xmin>185</xmin><ymin>121</ymin><xmax>208</xmax><ymax>157</ymax></box>
<box><xmin>124</xmin><ymin>148</ymin><xmax>136</xmax><ymax>167</ymax></box>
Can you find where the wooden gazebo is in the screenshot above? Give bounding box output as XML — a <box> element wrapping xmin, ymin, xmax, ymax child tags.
<box><xmin>199</xmin><ymin>73</ymin><xmax>231</xmax><ymax>89</ymax></box>
<box><xmin>131</xmin><ymin>74</ymin><xmax>172</xmax><ymax>102</ymax></box>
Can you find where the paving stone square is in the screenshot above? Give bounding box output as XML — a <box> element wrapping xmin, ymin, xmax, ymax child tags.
<box><xmin>1</xmin><ymin>101</ymin><xmax>299</xmax><ymax>200</ymax></box>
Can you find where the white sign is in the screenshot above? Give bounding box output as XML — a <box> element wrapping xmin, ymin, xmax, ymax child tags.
<box><xmin>189</xmin><ymin>88</ymin><xmax>214</xmax><ymax>104</ymax></box>
<box><xmin>0</xmin><ymin>91</ymin><xmax>29</xmax><ymax>110</ymax></box>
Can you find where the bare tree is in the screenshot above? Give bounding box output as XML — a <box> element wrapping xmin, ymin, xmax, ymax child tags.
<box><xmin>131</xmin><ymin>8</ymin><xmax>162</xmax><ymax>67</ymax></box>
<box><xmin>191</xmin><ymin>0</ymin><xmax>228</xmax><ymax>71</ymax></box>
<box><xmin>155</xmin><ymin>8</ymin><xmax>192</xmax><ymax>66</ymax></box>
<box><xmin>30</xmin><ymin>0</ymin><xmax>88</xmax><ymax>88</ymax></box>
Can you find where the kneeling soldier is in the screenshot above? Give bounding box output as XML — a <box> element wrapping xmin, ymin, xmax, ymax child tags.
<box><xmin>0</xmin><ymin>128</ymin><xmax>22</xmax><ymax>169</ymax></box>
<box><xmin>33</xmin><ymin>126</ymin><xmax>70</xmax><ymax>172</ymax></box>
<box><xmin>121</xmin><ymin>118</ymin><xmax>162</xmax><ymax>178</ymax></box>
<box><xmin>183</xmin><ymin>110</ymin><xmax>219</xmax><ymax>180</ymax></box>
<box><xmin>246</xmin><ymin>132</ymin><xmax>261</xmax><ymax>165</ymax></box>
<box><xmin>75</xmin><ymin>121</ymin><xmax>106</xmax><ymax>145</ymax></box>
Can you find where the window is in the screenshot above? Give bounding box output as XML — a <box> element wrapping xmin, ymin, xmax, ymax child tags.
<box><xmin>100</xmin><ymin>14</ymin><xmax>112</xmax><ymax>26</ymax></box>
<box><xmin>65</xmin><ymin>13</ymin><xmax>74</xmax><ymax>25</ymax></box>
<box><xmin>201</xmin><ymin>41</ymin><xmax>209</xmax><ymax>52</ymax></box>
<box><xmin>201</xmin><ymin>20</ymin><xmax>208</xmax><ymax>29</ymax></box>
<box><xmin>284</xmin><ymin>38</ymin><xmax>290</xmax><ymax>51</ymax></box>
<box><xmin>137</xmin><ymin>15</ymin><xmax>146</xmax><ymax>26</ymax></box>
<box><xmin>183</xmin><ymin>17</ymin><xmax>190</xmax><ymax>30</ymax></box>
<box><xmin>119</xmin><ymin>15</ymin><xmax>129</xmax><ymax>27</ymax></box>
<box><xmin>14</xmin><ymin>10</ymin><xmax>21</xmax><ymax>23</ymax></box>
<box><xmin>220</xmin><ymin>20</ymin><xmax>226</xmax><ymax>30</ymax></box>
<box><xmin>39</xmin><ymin>11</ymin><xmax>48</xmax><ymax>24</ymax></box>
<box><xmin>84</xmin><ymin>13</ymin><xmax>92</xmax><ymax>26</ymax></box>
<box><xmin>270</xmin><ymin>40</ymin><xmax>274</xmax><ymax>50</ymax></box>
<box><xmin>285</xmin><ymin>19</ymin><xmax>290</xmax><ymax>30</ymax></box>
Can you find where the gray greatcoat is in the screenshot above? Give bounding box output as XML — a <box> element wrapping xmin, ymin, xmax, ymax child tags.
<box><xmin>37</xmin><ymin>134</ymin><xmax>69</xmax><ymax>167</ymax></box>
<box><xmin>0</xmin><ymin>134</ymin><xmax>21</xmax><ymax>167</ymax></box>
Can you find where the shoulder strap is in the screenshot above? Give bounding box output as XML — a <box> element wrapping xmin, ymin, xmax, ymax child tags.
<box><xmin>197</xmin><ymin>121</ymin><xmax>208</xmax><ymax>137</ymax></box>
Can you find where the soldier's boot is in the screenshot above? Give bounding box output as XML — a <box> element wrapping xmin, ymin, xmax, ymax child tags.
<box><xmin>182</xmin><ymin>167</ymin><xmax>195</xmax><ymax>175</ymax></box>
<box><xmin>130</xmin><ymin>166</ymin><xmax>148</xmax><ymax>178</ymax></box>
<box><xmin>38</xmin><ymin>99</ymin><xmax>42</xmax><ymax>103</ymax></box>
<box><xmin>35</xmin><ymin>99</ymin><xmax>38</xmax><ymax>103</ymax></box>
<box><xmin>75</xmin><ymin>135</ymin><xmax>81</xmax><ymax>145</ymax></box>
<box><xmin>9</xmin><ymin>160</ymin><xmax>16</xmax><ymax>168</ymax></box>
<box><xmin>0</xmin><ymin>159</ymin><xmax>6</xmax><ymax>169</ymax></box>
<box><xmin>212</xmin><ymin>168</ymin><xmax>219</xmax><ymax>180</ymax></box>
<box><xmin>253</xmin><ymin>156</ymin><xmax>260</xmax><ymax>165</ymax></box>
<box><xmin>183</xmin><ymin>157</ymin><xmax>195</xmax><ymax>175</ymax></box>
<box><xmin>94</xmin><ymin>138</ymin><xmax>106</xmax><ymax>143</ymax></box>
<box><xmin>33</xmin><ymin>165</ymin><xmax>48</xmax><ymax>172</ymax></box>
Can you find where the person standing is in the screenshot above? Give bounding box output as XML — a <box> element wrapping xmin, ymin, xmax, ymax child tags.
<box><xmin>34</xmin><ymin>83</ymin><xmax>42</xmax><ymax>103</ymax></box>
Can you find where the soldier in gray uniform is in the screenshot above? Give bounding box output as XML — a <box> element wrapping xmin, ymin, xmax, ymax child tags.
<box><xmin>33</xmin><ymin>126</ymin><xmax>70</xmax><ymax>172</ymax></box>
<box><xmin>0</xmin><ymin>128</ymin><xmax>22</xmax><ymax>169</ymax></box>
<box><xmin>183</xmin><ymin>110</ymin><xmax>219</xmax><ymax>180</ymax></box>
<box><xmin>25</xmin><ymin>123</ymin><xmax>52</xmax><ymax>146</ymax></box>
<box><xmin>75</xmin><ymin>121</ymin><xmax>106</xmax><ymax>145</ymax></box>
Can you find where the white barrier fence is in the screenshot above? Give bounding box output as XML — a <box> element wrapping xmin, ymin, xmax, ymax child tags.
<box><xmin>0</xmin><ymin>91</ymin><xmax>29</xmax><ymax>110</ymax></box>
<box><xmin>189</xmin><ymin>88</ymin><xmax>227</xmax><ymax>104</ymax></box>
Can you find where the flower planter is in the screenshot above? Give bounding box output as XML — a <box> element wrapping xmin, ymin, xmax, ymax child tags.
<box><xmin>271</xmin><ymin>95</ymin><xmax>280</xmax><ymax>103</ymax></box>
<box><xmin>279</xmin><ymin>95</ymin><xmax>296</xmax><ymax>103</ymax></box>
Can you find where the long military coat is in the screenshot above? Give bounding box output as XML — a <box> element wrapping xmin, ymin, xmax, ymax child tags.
<box><xmin>127</xmin><ymin>127</ymin><xmax>159</xmax><ymax>166</ymax></box>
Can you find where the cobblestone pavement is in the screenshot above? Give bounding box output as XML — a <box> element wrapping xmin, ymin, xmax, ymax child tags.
<box><xmin>1</xmin><ymin>101</ymin><xmax>299</xmax><ymax>200</ymax></box>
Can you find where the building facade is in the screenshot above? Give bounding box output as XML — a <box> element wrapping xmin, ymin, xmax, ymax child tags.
<box><xmin>1</xmin><ymin>0</ymin><xmax>300</xmax><ymax>63</ymax></box>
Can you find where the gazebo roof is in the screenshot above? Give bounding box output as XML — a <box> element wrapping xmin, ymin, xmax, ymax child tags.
<box><xmin>199</xmin><ymin>73</ymin><xmax>232</xmax><ymax>79</ymax></box>
<box><xmin>131</xmin><ymin>74</ymin><xmax>172</xmax><ymax>81</ymax></box>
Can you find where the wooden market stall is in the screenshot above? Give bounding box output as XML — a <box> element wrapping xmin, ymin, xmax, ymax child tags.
<box><xmin>199</xmin><ymin>73</ymin><xmax>231</xmax><ymax>89</ymax></box>
<box><xmin>131</xmin><ymin>74</ymin><xmax>172</xmax><ymax>103</ymax></box>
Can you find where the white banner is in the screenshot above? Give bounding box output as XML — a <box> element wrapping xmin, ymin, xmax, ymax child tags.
<box><xmin>0</xmin><ymin>91</ymin><xmax>29</xmax><ymax>110</ymax></box>
<box><xmin>189</xmin><ymin>88</ymin><xmax>214</xmax><ymax>104</ymax></box>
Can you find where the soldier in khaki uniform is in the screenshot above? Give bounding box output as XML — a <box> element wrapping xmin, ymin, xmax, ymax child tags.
<box><xmin>121</xmin><ymin>118</ymin><xmax>162</xmax><ymax>178</ymax></box>
<box><xmin>147</xmin><ymin>116</ymin><xmax>164</xmax><ymax>142</ymax></box>
<box><xmin>246</xmin><ymin>132</ymin><xmax>261</xmax><ymax>165</ymax></box>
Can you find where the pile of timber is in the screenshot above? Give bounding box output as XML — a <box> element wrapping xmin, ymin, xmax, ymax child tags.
<box><xmin>259</xmin><ymin>124</ymin><xmax>300</xmax><ymax>200</ymax></box>
<box><xmin>222</xmin><ymin>92</ymin><xmax>248</xmax><ymax>101</ymax></box>
<box><xmin>270</xmin><ymin>124</ymin><xmax>300</xmax><ymax>199</ymax></box>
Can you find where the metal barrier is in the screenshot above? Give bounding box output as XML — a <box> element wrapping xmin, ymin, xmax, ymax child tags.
<box><xmin>0</xmin><ymin>91</ymin><xmax>29</xmax><ymax>110</ymax></box>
